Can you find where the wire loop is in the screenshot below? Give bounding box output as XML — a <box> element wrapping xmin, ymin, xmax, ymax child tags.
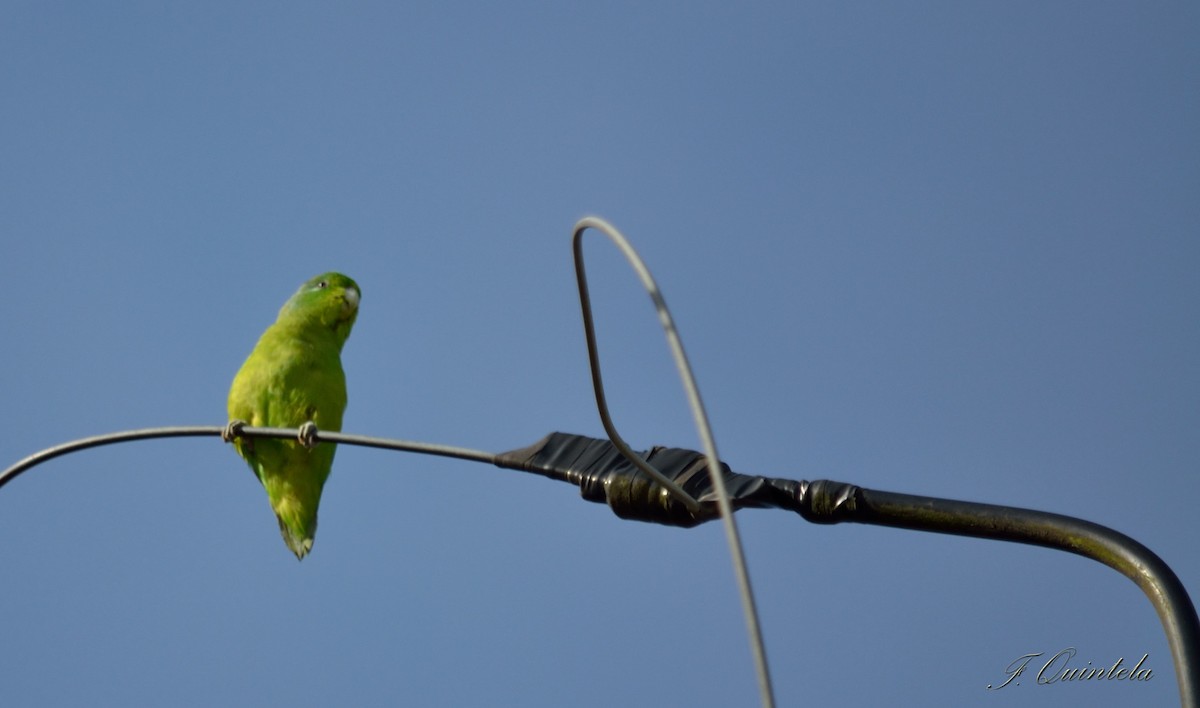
<box><xmin>572</xmin><ymin>216</ymin><xmax>776</xmax><ymax>708</ymax></box>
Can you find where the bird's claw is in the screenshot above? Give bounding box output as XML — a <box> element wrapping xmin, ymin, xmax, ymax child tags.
<box><xmin>222</xmin><ymin>419</ymin><xmax>247</xmax><ymax>444</ymax></box>
<box><xmin>298</xmin><ymin>421</ymin><xmax>319</xmax><ymax>450</ymax></box>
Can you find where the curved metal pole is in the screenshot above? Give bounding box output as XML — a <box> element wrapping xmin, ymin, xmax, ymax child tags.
<box><xmin>800</xmin><ymin>480</ymin><xmax>1200</xmax><ymax>707</ymax></box>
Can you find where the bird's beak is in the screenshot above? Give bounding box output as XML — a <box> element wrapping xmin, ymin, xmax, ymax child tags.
<box><xmin>343</xmin><ymin>286</ymin><xmax>360</xmax><ymax>310</ymax></box>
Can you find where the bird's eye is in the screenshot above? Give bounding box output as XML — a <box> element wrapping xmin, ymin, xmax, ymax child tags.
<box><xmin>317</xmin><ymin>280</ymin><xmax>329</xmax><ymax>289</ymax></box>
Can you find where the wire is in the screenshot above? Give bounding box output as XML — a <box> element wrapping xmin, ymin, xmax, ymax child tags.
<box><xmin>572</xmin><ymin>216</ymin><xmax>776</xmax><ymax>708</ymax></box>
<box><xmin>572</xmin><ymin>230</ymin><xmax>702</xmax><ymax>512</ymax></box>
<box><xmin>0</xmin><ymin>426</ymin><xmax>495</xmax><ymax>491</ymax></box>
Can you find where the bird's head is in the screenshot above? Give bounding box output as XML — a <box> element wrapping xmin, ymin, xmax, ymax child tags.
<box><xmin>279</xmin><ymin>272</ymin><xmax>361</xmax><ymax>345</ymax></box>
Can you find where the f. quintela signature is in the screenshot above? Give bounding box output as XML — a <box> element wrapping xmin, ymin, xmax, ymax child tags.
<box><xmin>987</xmin><ymin>648</ymin><xmax>1152</xmax><ymax>690</ymax></box>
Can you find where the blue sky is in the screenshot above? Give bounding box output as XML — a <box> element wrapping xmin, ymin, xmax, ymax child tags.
<box><xmin>1</xmin><ymin>3</ymin><xmax>1197</xmax><ymax>706</ymax></box>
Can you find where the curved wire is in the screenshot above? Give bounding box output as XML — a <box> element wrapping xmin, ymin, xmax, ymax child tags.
<box><xmin>0</xmin><ymin>426</ymin><xmax>496</xmax><ymax>491</ymax></box>
<box><xmin>572</xmin><ymin>216</ymin><xmax>776</xmax><ymax>708</ymax></box>
<box><xmin>571</xmin><ymin>234</ymin><xmax>701</xmax><ymax>512</ymax></box>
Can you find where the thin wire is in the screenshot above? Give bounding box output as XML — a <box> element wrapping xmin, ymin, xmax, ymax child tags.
<box><xmin>0</xmin><ymin>426</ymin><xmax>496</xmax><ymax>491</ymax></box>
<box><xmin>572</xmin><ymin>236</ymin><xmax>702</xmax><ymax>513</ymax></box>
<box><xmin>572</xmin><ymin>216</ymin><xmax>776</xmax><ymax>708</ymax></box>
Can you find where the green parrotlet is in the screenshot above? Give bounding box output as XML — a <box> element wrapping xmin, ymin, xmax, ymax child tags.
<box><xmin>225</xmin><ymin>272</ymin><xmax>360</xmax><ymax>559</ymax></box>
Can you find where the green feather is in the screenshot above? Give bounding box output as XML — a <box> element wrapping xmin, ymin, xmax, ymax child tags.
<box><xmin>227</xmin><ymin>273</ymin><xmax>360</xmax><ymax>559</ymax></box>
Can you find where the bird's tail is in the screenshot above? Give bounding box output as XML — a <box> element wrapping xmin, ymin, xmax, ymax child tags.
<box><xmin>276</xmin><ymin>514</ymin><xmax>315</xmax><ymax>560</ymax></box>
<box><xmin>269</xmin><ymin>493</ymin><xmax>318</xmax><ymax>561</ymax></box>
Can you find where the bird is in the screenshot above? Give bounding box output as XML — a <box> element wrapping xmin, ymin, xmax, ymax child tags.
<box><xmin>224</xmin><ymin>272</ymin><xmax>360</xmax><ymax>559</ymax></box>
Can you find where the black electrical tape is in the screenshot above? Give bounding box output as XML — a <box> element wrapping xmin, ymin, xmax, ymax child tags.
<box><xmin>496</xmin><ymin>432</ymin><xmax>804</xmax><ymax>528</ymax></box>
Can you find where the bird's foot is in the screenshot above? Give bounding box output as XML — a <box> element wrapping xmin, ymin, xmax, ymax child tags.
<box><xmin>222</xmin><ymin>419</ymin><xmax>247</xmax><ymax>443</ymax></box>
<box><xmin>298</xmin><ymin>421</ymin><xmax>319</xmax><ymax>450</ymax></box>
